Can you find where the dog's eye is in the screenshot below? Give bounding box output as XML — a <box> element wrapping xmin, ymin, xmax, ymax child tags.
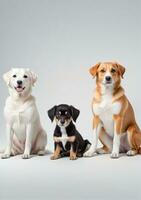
<box><xmin>65</xmin><ymin>111</ymin><xmax>68</xmax><ymax>115</ymax></box>
<box><xmin>23</xmin><ymin>75</ymin><xmax>28</xmax><ymax>78</ymax></box>
<box><xmin>111</xmin><ymin>68</ymin><xmax>116</xmax><ymax>73</ymax></box>
<box><xmin>100</xmin><ymin>69</ymin><xmax>106</xmax><ymax>73</ymax></box>
<box><xmin>58</xmin><ymin>111</ymin><xmax>61</xmax><ymax>115</ymax></box>
<box><xmin>13</xmin><ymin>75</ymin><xmax>17</xmax><ymax>78</ymax></box>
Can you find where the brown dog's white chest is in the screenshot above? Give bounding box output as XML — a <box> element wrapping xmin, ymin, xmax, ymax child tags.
<box><xmin>93</xmin><ymin>92</ymin><xmax>121</xmax><ymax>137</ymax></box>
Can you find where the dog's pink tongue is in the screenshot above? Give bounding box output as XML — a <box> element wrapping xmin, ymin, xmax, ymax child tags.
<box><xmin>16</xmin><ymin>87</ymin><xmax>23</xmax><ymax>92</ymax></box>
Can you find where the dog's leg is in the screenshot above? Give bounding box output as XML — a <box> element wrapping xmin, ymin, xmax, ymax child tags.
<box><xmin>97</xmin><ymin>128</ymin><xmax>112</xmax><ymax>154</ymax></box>
<box><xmin>70</xmin><ymin>141</ymin><xmax>78</xmax><ymax>160</ymax></box>
<box><xmin>126</xmin><ymin>125</ymin><xmax>140</xmax><ymax>156</ymax></box>
<box><xmin>84</xmin><ymin>120</ymin><xmax>102</xmax><ymax>157</ymax></box>
<box><xmin>50</xmin><ymin>142</ymin><xmax>61</xmax><ymax>160</ymax></box>
<box><xmin>111</xmin><ymin>133</ymin><xmax>120</xmax><ymax>158</ymax></box>
<box><xmin>70</xmin><ymin>150</ymin><xmax>77</xmax><ymax>160</ymax></box>
<box><xmin>1</xmin><ymin>124</ymin><xmax>13</xmax><ymax>159</ymax></box>
<box><xmin>22</xmin><ymin>124</ymin><xmax>34</xmax><ymax>159</ymax></box>
<box><xmin>111</xmin><ymin>116</ymin><xmax>122</xmax><ymax>159</ymax></box>
<box><xmin>32</xmin><ymin>129</ymin><xmax>47</xmax><ymax>156</ymax></box>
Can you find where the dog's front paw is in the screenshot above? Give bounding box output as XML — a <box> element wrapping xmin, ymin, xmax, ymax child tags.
<box><xmin>50</xmin><ymin>154</ymin><xmax>61</xmax><ymax>160</ymax></box>
<box><xmin>110</xmin><ymin>152</ymin><xmax>119</xmax><ymax>159</ymax></box>
<box><xmin>22</xmin><ymin>154</ymin><xmax>31</xmax><ymax>159</ymax></box>
<box><xmin>1</xmin><ymin>153</ymin><xmax>11</xmax><ymax>159</ymax></box>
<box><xmin>83</xmin><ymin>150</ymin><xmax>95</xmax><ymax>157</ymax></box>
<box><xmin>70</xmin><ymin>154</ymin><xmax>77</xmax><ymax>160</ymax></box>
<box><xmin>37</xmin><ymin>150</ymin><xmax>46</xmax><ymax>156</ymax></box>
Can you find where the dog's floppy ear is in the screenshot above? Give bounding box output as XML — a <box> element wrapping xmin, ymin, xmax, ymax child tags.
<box><xmin>3</xmin><ymin>70</ymin><xmax>12</xmax><ymax>86</ymax></box>
<box><xmin>89</xmin><ymin>62</ymin><xmax>101</xmax><ymax>78</ymax></box>
<box><xmin>115</xmin><ymin>63</ymin><xmax>126</xmax><ymax>78</ymax></box>
<box><xmin>27</xmin><ymin>69</ymin><xmax>37</xmax><ymax>86</ymax></box>
<box><xmin>70</xmin><ymin>106</ymin><xmax>80</xmax><ymax>122</ymax></box>
<box><xmin>48</xmin><ymin>106</ymin><xmax>57</xmax><ymax>122</ymax></box>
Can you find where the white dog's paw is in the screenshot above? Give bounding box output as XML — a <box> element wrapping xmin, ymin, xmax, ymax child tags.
<box><xmin>83</xmin><ymin>150</ymin><xmax>95</xmax><ymax>157</ymax></box>
<box><xmin>110</xmin><ymin>152</ymin><xmax>119</xmax><ymax>159</ymax></box>
<box><xmin>1</xmin><ymin>153</ymin><xmax>11</xmax><ymax>159</ymax></box>
<box><xmin>22</xmin><ymin>154</ymin><xmax>31</xmax><ymax>159</ymax></box>
<box><xmin>127</xmin><ymin>150</ymin><xmax>136</xmax><ymax>156</ymax></box>
<box><xmin>37</xmin><ymin>150</ymin><xmax>46</xmax><ymax>156</ymax></box>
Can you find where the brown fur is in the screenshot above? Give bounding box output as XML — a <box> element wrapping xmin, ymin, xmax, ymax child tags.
<box><xmin>70</xmin><ymin>150</ymin><xmax>77</xmax><ymax>160</ymax></box>
<box><xmin>90</xmin><ymin>61</ymin><xmax>141</xmax><ymax>154</ymax></box>
<box><xmin>50</xmin><ymin>144</ymin><xmax>61</xmax><ymax>160</ymax></box>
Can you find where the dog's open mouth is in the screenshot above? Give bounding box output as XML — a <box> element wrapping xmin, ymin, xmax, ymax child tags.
<box><xmin>15</xmin><ymin>86</ymin><xmax>25</xmax><ymax>92</ymax></box>
<box><xmin>106</xmin><ymin>81</ymin><xmax>112</xmax><ymax>85</ymax></box>
<box><xmin>103</xmin><ymin>81</ymin><xmax>112</xmax><ymax>85</ymax></box>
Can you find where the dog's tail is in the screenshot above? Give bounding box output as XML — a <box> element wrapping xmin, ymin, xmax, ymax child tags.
<box><xmin>84</xmin><ymin>139</ymin><xmax>91</xmax><ymax>153</ymax></box>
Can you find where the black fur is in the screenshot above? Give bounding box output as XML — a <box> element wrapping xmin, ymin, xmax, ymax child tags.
<box><xmin>48</xmin><ymin>106</ymin><xmax>57</xmax><ymax>122</ymax></box>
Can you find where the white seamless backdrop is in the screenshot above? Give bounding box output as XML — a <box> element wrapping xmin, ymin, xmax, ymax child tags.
<box><xmin>0</xmin><ymin>0</ymin><xmax>141</xmax><ymax>200</ymax></box>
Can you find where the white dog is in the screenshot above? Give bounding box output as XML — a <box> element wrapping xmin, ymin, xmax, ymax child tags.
<box><xmin>2</xmin><ymin>68</ymin><xmax>47</xmax><ymax>159</ymax></box>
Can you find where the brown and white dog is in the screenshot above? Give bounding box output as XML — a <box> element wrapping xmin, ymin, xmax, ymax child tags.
<box><xmin>84</xmin><ymin>62</ymin><xmax>141</xmax><ymax>158</ymax></box>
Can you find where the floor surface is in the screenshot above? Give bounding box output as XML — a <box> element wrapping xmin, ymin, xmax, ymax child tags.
<box><xmin>0</xmin><ymin>152</ymin><xmax>141</xmax><ymax>200</ymax></box>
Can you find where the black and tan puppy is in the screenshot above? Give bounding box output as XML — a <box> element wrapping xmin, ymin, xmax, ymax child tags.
<box><xmin>48</xmin><ymin>104</ymin><xmax>91</xmax><ymax>160</ymax></box>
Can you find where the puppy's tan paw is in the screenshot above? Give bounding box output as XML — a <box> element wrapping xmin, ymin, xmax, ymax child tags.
<box><xmin>70</xmin><ymin>155</ymin><xmax>77</xmax><ymax>160</ymax></box>
<box><xmin>50</xmin><ymin>154</ymin><xmax>60</xmax><ymax>160</ymax></box>
<box><xmin>70</xmin><ymin>152</ymin><xmax>77</xmax><ymax>160</ymax></box>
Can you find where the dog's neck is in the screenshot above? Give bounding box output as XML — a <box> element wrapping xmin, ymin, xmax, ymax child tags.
<box><xmin>94</xmin><ymin>82</ymin><xmax>125</xmax><ymax>103</ymax></box>
<box><xmin>58</xmin><ymin>121</ymin><xmax>75</xmax><ymax>136</ymax></box>
<box><xmin>101</xmin><ymin>84</ymin><xmax>113</xmax><ymax>95</ymax></box>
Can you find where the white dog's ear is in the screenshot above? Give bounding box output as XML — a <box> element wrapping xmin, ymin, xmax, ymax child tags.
<box><xmin>31</xmin><ymin>71</ymin><xmax>37</xmax><ymax>86</ymax></box>
<box><xmin>27</xmin><ymin>69</ymin><xmax>37</xmax><ymax>86</ymax></box>
<box><xmin>3</xmin><ymin>70</ymin><xmax>12</xmax><ymax>86</ymax></box>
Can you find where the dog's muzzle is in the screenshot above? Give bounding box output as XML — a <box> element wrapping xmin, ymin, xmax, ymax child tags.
<box><xmin>105</xmin><ymin>76</ymin><xmax>112</xmax><ymax>84</ymax></box>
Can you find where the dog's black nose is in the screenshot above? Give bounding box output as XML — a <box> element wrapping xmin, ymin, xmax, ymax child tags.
<box><xmin>17</xmin><ymin>80</ymin><xmax>22</xmax><ymax>85</ymax></box>
<box><xmin>105</xmin><ymin>76</ymin><xmax>111</xmax><ymax>82</ymax></box>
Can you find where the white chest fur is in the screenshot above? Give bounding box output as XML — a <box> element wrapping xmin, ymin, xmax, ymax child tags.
<box><xmin>60</xmin><ymin>127</ymin><xmax>68</xmax><ymax>148</ymax></box>
<box><xmin>4</xmin><ymin>96</ymin><xmax>36</xmax><ymax>123</ymax></box>
<box><xmin>4</xmin><ymin>96</ymin><xmax>39</xmax><ymax>141</ymax></box>
<box><xmin>93</xmin><ymin>90</ymin><xmax>121</xmax><ymax>138</ymax></box>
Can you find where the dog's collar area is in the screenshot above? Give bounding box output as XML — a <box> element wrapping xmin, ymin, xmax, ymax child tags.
<box><xmin>53</xmin><ymin>136</ymin><xmax>76</xmax><ymax>143</ymax></box>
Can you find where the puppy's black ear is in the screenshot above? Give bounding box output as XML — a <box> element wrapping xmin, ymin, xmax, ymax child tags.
<box><xmin>48</xmin><ymin>106</ymin><xmax>57</xmax><ymax>122</ymax></box>
<box><xmin>70</xmin><ymin>106</ymin><xmax>80</xmax><ymax>122</ymax></box>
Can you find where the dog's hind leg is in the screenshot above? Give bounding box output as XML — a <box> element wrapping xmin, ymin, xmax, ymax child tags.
<box><xmin>127</xmin><ymin>125</ymin><xmax>141</xmax><ymax>156</ymax></box>
<box><xmin>33</xmin><ymin>129</ymin><xmax>47</xmax><ymax>156</ymax></box>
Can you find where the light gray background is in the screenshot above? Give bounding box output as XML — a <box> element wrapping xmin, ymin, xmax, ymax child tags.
<box><xmin>0</xmin><ymin>0</ymin><xmax>141</xmax><ymax>200</ymax></box>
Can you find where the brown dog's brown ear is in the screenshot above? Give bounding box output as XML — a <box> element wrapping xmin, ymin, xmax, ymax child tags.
<box><xmin>89</xmin><ymin>62</ymin><xmax>101</xmax><ymax>78</ymax></box>
<box><xmin>115</xmin><ymin>63</ymin><xmax>126</xmax><ymax>78</ymax></box>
